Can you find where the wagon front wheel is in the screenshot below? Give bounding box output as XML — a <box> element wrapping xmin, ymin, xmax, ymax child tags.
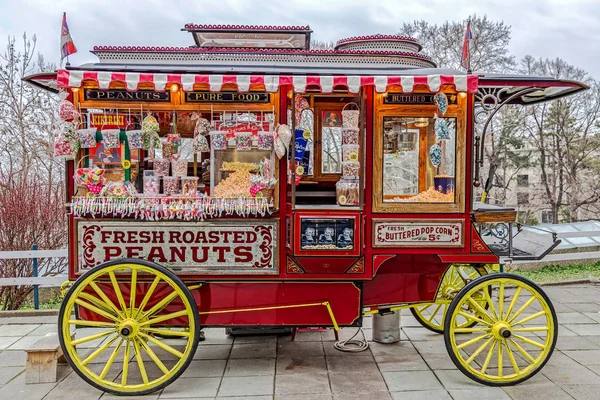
<box><xmin>58</xmin><ymin>259</ymin><xmax>200</xmax><ymax>396</ymax></box>
<box><xmin>444</xmin><ymin>273</ymin><xmax>557</xmax><ymax>386</ymax></box>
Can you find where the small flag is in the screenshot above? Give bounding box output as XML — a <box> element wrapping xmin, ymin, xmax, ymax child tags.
<box><xmin>461</xmin><ymin>20</ymin><xmax>473</xmax><ymax>72</ymax></box>
<box><xmin>60</xmin><ymin>12</ymin><xmax>77</xmax><ymax>61</ymax></box>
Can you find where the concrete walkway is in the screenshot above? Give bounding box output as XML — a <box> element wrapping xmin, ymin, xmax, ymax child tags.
<box><xmin>0</xmin><ymin>284</ymin><xmax>600</xmax><ymax>399</ymax></box>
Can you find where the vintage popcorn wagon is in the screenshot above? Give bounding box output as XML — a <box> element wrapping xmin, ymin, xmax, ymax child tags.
<box><xmin>27</xmin><ymin>23</ymin><xmax>587</xmax><ymax>395</ymax></box>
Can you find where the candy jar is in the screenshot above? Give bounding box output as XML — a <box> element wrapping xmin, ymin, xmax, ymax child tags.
<box><xmin>171</xmin><ymin>159</ymin><xmax>188</xmax><ymax>177</ymax></box>
<box><xmin>143</xmin><ymin>170</ymin><xmax>160</xmax><ymax>196</ymax></box>
<box><xmin>153</xmin><ymin>158</ymin><xmax>170</xmax><ymax>177</ymax></box>
<box><xmin>181</xmin><ymin>176</ymin><xmax>199</xmax><ymax>197</ymax></box>
<box><xmin>257</xmin><ymin>131</ymin><xmax>274</xmax><ymax>150</ymax></box>
<box><xmin>235</xmin><ymin>132</ymin><xmax>252</xmax><ymax>151</ymax></box>
<box><xmin>163</xmin><ymin>176</ymin><xmax>180</xmax><ymax>196</ymax></box>
<box><xmin>210</xmin><ymin>131</ymin><xmax>227</xmax><ymax>150</ymax></box>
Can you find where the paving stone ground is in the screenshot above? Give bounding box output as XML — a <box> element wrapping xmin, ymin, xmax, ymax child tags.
<box><xmin>0</xmin><ymin>284</ymin><xmax>599</xmax><ymax>399</ymax></box>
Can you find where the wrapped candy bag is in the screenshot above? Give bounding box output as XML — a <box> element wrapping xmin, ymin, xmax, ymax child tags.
<box><xmin>77</xmin><ymin>128</ymin><xmax>97</xmax><ymax>149</ymax></box>
<box><xmin>193</xmin><ymin>134</ymin><xmax>210</xmax><ymax>153</ymax></box>
<box><xmin>58</xmin><ymin>91</ymin><xmax>80</xmax><ymax>121</ymax></box>
<box><xmin>102</xmin><ymin>181</ymin><xmax>137</xmax><ymax>198</ymax></box>
<box><xmin>277</xmin><ymin>124</ymin><xmax>292</xmax><ymax>151</ymax></box>
<box><xmin>102</xmin><ymin>129</ymin><xmax>121</xmax><ymax>149</ymax></box>
<box><xmin>53</xmin><ymin>133</ymin><xmax>74</xmax><ymax>158</ymax></box>
<box><xmin>74</xmin><ymin>167</ymin><xmax>106</xmax><ymax>195</ymax></box>
<box><xmin>141</xmin><ymin>114</ymin><xmax>160</xmax><ymax>133</ymax></box>
<box><xmin>194</xmin><ymin>118</ymin><xmax>211</xmax><ymax>136</ymax></box>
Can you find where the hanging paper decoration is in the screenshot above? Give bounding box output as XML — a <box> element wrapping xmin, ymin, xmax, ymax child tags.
<box><xmin>435</xmin><ymin>117</ymin><xmax>451</xmax><ymax>141</ymax></box>
<box><xmin>141</xmin><ymin>113</ymin><xmax>161</xmax><ymax>151</ymax></box>
<box><xmin>58</xmin><ymin>91</ymin><xmax>80</xmax><ymax>121</ymax></box>
<box><xmin>294</xmin><ymin>95</ymin><xmax>310</xmax><ymax>126</ymax></box>
<box><xmin>434</xmin><ymin>92</ymin><xmax>448</xmax><ymax>116</ymax></box>
<box><xmin>277</xmin><ymin>124</ymin><xmax>292</xmax><ymax>150</ymax></box>
<box><xmin>70</xmin><ymin>196</ymin><xmax>273</xmax><ymax>221</ymax></box>
<box><xmin>429</xmin><ymin>144</ymin><xmax>442</xmax><ymax>167</ymax></box>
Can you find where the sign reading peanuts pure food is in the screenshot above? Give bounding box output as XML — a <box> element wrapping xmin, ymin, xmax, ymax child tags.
<box><xmin>372</xmin><ymin>219</ymin><xmax>463</xmax><ymax>248</ymax></box>
<box><xmin>76</xmin><ymin>220</ymin><xmax>278</xmax><ymax>274</ymax></box>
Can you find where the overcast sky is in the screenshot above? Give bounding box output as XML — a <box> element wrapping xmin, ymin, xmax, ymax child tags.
<box><xmin>1</xmin><ymin>0</ymin><xmax>599</xmax><ymax>78</ymax></box>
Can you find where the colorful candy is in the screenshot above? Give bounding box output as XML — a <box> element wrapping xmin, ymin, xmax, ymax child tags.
<box><xmin>126</xmin><ymin>130</ymin><xmax>145</xmax><ymax>149</ymax></box>
<box><xmin>342</xmin><ymin>145</ymin><xmax>359</xmax><ymax>162</ymax></box>
<box><xmin>163</xmin><ymin>176</ymin><xmax>180</xmax><ymax>196</ymax></box>
<box><xmin>235</xmin><ymin>132</ymin><xmax>252</xmax><ymax>151</ymax></box>
<box><xmin>153</xmin><ymin>158</ymin><xmax>170</xmax><ymax>177</ymax></box>
<box><xmin>171</xmin><ymin>159</ymin><xmax>188</xmax><ymax>177</ymax></box>
<box><xmin>162</xmin><ymin>141</ymin><xmax>175</xmax><ymax>158</ymax></box>
<box><xmin>77</xmin><ymin>128</ymin><xmax>97</xmax><ymax>149</ymax></box>
<box><xmin>143</xmin><ymin>171</ymin><xmax>160</xmax><ymax>195</ymax></box>
<box><xmin>181</xmin><ymin>177</ymin><xmax>199</xmax><ymax>197</ymax></box>
<box><xmin>102</xmin><ymin>129</ymin><xmax>120</xmax><ymax>149</ymax></box>
<box><xmin>210</xmin><ymin>131</ymin><xmax>227</xmax><ymax>150</ymax></box>
<box><xmin>342</xmin><ymin>161</ymin><xmax>360</xmax><ymax>178</ymax></box>
<box><xmin>257</xmin><ymin>131</ymin><xmax>274</xmax><ymax>150</ymax></box>
<box><xmin>342</xmin><ymin>128</ymin><xmax>359</xmax><ymax>145</ymax></box>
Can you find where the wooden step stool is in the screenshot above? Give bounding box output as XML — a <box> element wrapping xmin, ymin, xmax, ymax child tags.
<box><xmin>25</xmin><ymin>333</ymin><xmax>71</xmax><ymax>384</ymax></box>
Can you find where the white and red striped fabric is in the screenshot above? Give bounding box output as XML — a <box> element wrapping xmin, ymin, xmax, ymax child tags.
<box><xmin>57</xmin><ymin>70</ymin><xmax>478</xmax><ymax>94</ymax></box>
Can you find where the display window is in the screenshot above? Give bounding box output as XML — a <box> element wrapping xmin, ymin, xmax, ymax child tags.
<box><xmin>373</xmin><ymin>94</ymin><xmax>466</xmax><ymax>213</ymax></box>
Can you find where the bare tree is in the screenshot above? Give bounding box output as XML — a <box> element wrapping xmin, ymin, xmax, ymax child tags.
<box><xmin>521</xmin><ymin>56</ymin><xmax>600</xmax><ymax>222</ymax></box>
<box><xmin>399</xmin><ymin>14</ymin><xmax>515</xmax><ymax>72</ymax></box>
<box><xmin>0</xmin><ymin>33</ymin><xmax>66</xmax><ymax>310</ymax></box>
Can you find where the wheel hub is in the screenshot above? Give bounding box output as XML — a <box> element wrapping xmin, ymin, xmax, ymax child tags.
<box><xmin>119</xmin><ymin>319</ymin><xmax>140</xmax><ymax>338</ymax></box>
<box><xmin>492</xmin><ymin>322</ymin><xmax>511</xmax><ymax>340</ymax></box>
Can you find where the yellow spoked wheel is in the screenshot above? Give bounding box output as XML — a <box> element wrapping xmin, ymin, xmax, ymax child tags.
<box><xmin>444</xmin><ymin>273</ymin><xmax>557</xmax><ymax>386</ymax></box>
<box><xmin>411</xmin><ymin>265</ymin><xmax>487</xmax><ymax>333</ymax></box>
<box><xmin>58</xmin><ymin>259</ymin><xmax>200</xmax><ymax>396</ymax></box>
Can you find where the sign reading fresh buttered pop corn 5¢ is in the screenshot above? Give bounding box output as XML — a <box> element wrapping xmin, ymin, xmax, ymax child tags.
<box><xmin>373</xmin><ymin>220</ymin><xmax>463</xmax><ymax>248</ymax></box>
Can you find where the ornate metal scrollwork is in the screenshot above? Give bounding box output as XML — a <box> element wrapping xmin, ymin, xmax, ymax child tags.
<box><xmin>472</xmin><ymin>86</ymin><xmax>540</xmax><ymax>186</ymax></box>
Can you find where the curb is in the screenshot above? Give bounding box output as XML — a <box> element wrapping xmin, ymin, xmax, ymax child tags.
<box><xmin>538</xmin><ymin>278</ymin><xmax>596</xmax><ymax>287</ymax></box>
<box><xmin>0</xmin><ymin>309</ymin><xmax>60</xmax><ymax>318</ymax></box>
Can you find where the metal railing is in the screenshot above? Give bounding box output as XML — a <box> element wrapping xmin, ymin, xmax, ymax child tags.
<box><xmin>0</xmin><ymin>246</ymin><xmax>67</xmax><ymax>309</ymax></box>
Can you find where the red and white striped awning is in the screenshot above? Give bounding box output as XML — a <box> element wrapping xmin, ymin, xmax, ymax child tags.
<box><xmin>57</xmin><ymin>69</ymin><xmax>478</xmax><ymax>94</ymax></box>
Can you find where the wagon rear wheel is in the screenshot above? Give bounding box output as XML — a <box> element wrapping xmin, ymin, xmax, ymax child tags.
<box><xmin>58</xmin><ymin>259</ymin><xmax>200</xmax><ymax>396</ymax></box>
<box><xmin>410</xmin><ymin>264</ymin><xmax>486</xmax><ymax>333</ymax></box>
<box><xmin>444</xmin><ymin>273</ymin><xmax>557</xmax><ymax>386</ymax></box>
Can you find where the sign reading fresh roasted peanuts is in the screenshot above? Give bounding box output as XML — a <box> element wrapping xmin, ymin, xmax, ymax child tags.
<box><xmin>76</xmin><ymin>220</ymin><xmax>278</xmax><ymax>274</ymax></box>
<box><xmin>373</xmin><ymin>219</ymin><xmax>463</xmax><ymax>248</ymax></box>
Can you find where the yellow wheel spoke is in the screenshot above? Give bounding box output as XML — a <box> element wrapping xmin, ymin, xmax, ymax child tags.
<box><xmin>143</xmin><ymin>327</ymin><xmax>191</xmax><ymax>337</ymax></box>
<box><xmin>427</xmin><ymin>304</ymin><xmax>443</xmax><ymax>323</ymax></box>
<box><xmin>109</xmin><ymin>271</ymin><xmax>129</xmax><ymax>318</ymax></box>
<box><xmin>99</xmin><ymin>338</ymin><xmax>124</xmax><ymax>380</ymax></box>
<box><xmin>139</xmin><ymin>339</ymin><xmax>170</xmax><ymax>375</ymax></box>
<box><xmin>139</xmin><ymin>332</ymin><xmax>184</xmax><ymax>359</ymax></box>
<box><xmin>504</xmin><ymin>287</ymin><xmax>522</xmax><ymax>321</ymax></box>
<box><xmin>466</xmin><ymin>297</ymin><xmax>494</xmax><ymax>324</ymax></box>
<box><xmin>71</xmin><ymin>329</ymin><xmax>116</xmax><ymax>346</ymax></box>
<box><xmin>508</xmin><ymin>296</ymin><xmax>536</xmax><ymax>324</ymax></box>
<box><xmin>140</xmin><ymin>310</ymin><xmax>189</xmax><ymax>327</ymax></box>
<box><xmin>130</xmin><ymin>269</ymin><xmax>137</xmax><ymax>315</ymax></box>
<box><xmin>504</xmin><ymin>341</ymin><xmax>521</xmax><ymax>375</ymax></box>
<box><xmin>89</xmin><ymin>281</ymin><xmax>125</xmax><ymax>319</ymax></box>
<box><xmin>74</xmin><ymin>299</ymin><xmax>119</xmax><ymax>323</ymax></box>
<box><xmin>513</xmin><ymin>334</ymin><xmax>546</xmax><ymax>349</ymax></box>
<box><xmin>133</xmin><ymin>339</ymin><xmax>149</xmax><ymax>385</ymax></box>
<box><xmin>498</xmin><ymin>340</ymin><xmax>503</xmax><ymax>378</ymax></box>
<box><xmin>453</xmin><ymin>327</ymin><xmax>489</xmax><ymax>334</ymax></box>
<box><xmin>509</xmin><ymin>338</ymin><xmax>536</xmax><ymax>363</ymax></box>
<box><xmin>140</xmin><ymin>291</ymin><xmax>179</xmax><ymax>321</ymax></box>
<box><xmin>121</xmin><ymin>340</ymin><xmax>131</xmax><ymax>386</ymax></box>
<box><xmin>135</xmin><ymin>276</ymin><xmax>161</xmax><ymax>319</ymax></box>
<box><xmin>458</xmin><ymin>311</ymin><xmax>492</xmax><ymax>327</ymax></box>
<box><xmin>483</xmin><ymin>288</ymin><xmax>498</xmax><ymax>320</ymax></box>
<box><xmin>465</xmin><ymin>336</ymin><xmax>495</xmax><ymax>365</ymax></box>
<box><xmin>81</xmin><ymin>335</ymin><xmax>119</xmax><ymax>366</ymax></box>
<box><xmin>69</xmin><ymin>319</ymin><xmax>115</xmax><ymax>328</ymax></box>
<box><xmin>480</xmin><ymin>339</ymin><xmax>497</xmax><ymax>374</ymax></box>
<box><xmin>79</xmin><ymin>293</ymin><xmax>118</xmax><ymax>316</ymax></box>
<box><xmin>498</xmin><ymin>283</ymin><xmax>505</xmax><ymax>319</ymax></box>
<box><xmin>457</xmin><ymin>333</ymin><xmax>491</xmax><ymax>350</ymax></box>
<box><xmin>513</xmin><ymin>326</ymin><xmax>549</xmax><ymax>333</ymax></box>
<box><xmin>512</xmin><ymin>310</ymin><xmax>546</xmax><ymax>327</ymax></box>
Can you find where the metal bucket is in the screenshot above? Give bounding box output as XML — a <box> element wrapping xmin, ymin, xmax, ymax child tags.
<box><xmin>372</xmin><ymin>311</ymin><xmax>401</xmax><ymax>344</ymax></box>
